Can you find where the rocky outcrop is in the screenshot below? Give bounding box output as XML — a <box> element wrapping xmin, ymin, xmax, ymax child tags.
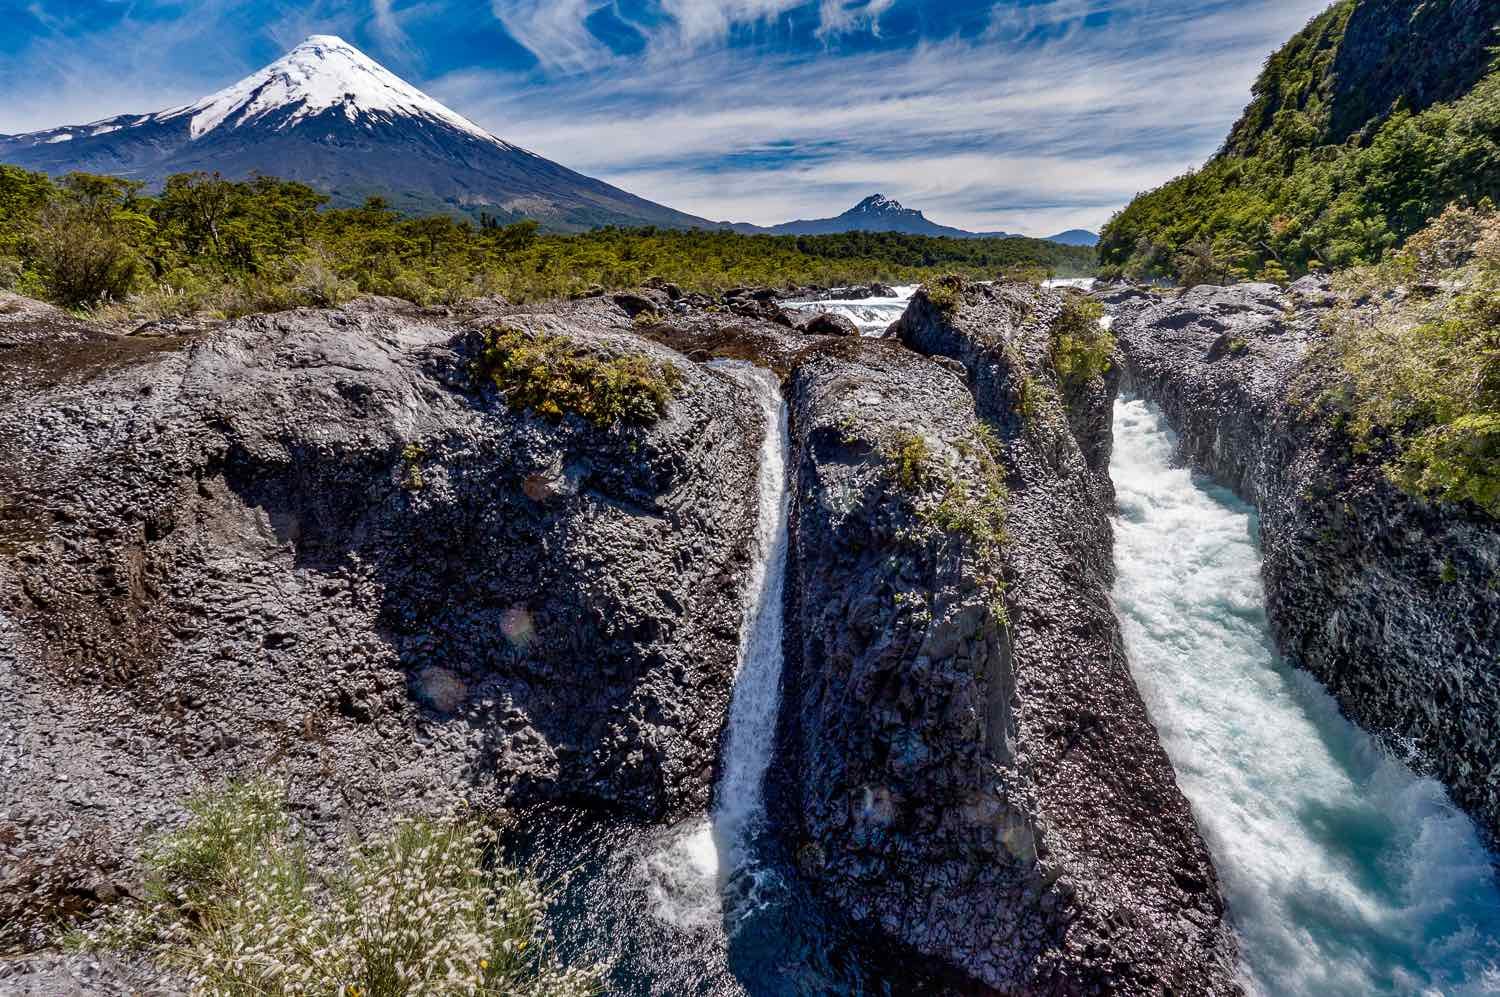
<box><xmin>780</xmin><ymin>282</ymin><xmax>1240</xmax><ymax>994</ymax></box>
<box><xmin>798</xmin><ymin>312</ymin><xmax>860</xmax><ymax>337</ymax></box>
<box><xmin>1112</xmin><ymin>279</ymin><xmax>1500</xmax><ymax>842</ymax></box>
<box><xmin>0</xmin><ymin>295</ymin><xmax>765</xmax><ymax>950</ymax></box>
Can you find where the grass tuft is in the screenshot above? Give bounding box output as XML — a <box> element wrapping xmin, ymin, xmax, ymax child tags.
<box><xmin>72</xmin><ymin>779</ymin><xmax>599</xmax><ymax>997</ymax></box>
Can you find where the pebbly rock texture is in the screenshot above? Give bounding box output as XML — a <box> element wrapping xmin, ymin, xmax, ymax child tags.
<box><xmin>0</xmin><ymin>294</ymin><xmax>765</xmax><ymax>953</ymax></box>
<box><xmin>1112</xmin><ymin>278</ymin><xmax>1500</xmax><ymax>842</ymax></box>
<box><xmin>780</xmin><ymin>281</ymin><xmax>1240</xmax><ymax>995</ymax></box>
<box><xmin>798</xmin><ymin>312</ymin><xmax>861</xmax><ymax>338</ymax></box>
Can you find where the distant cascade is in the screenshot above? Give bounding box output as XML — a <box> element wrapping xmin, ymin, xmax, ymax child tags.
<box><xmin>784</xmin><ymin>285</ymin><xmax>916</xmax><ymax>337</ymax></box>
<box><xmin>1110</xmin><ymin>396</ymin><xmax>1500</xmax><ymax>996</ymax></box>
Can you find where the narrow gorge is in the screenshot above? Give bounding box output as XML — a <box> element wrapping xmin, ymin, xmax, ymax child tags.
<box><xmin>1112</xmin><ymin>396</ymin><xmax>1500</xmax><ymax>995</ymax></box>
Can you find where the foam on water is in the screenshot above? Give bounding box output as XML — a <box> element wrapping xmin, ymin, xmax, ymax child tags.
<box><xmin>1110</xmin><ymin>397</ymin><xmax>1500</xmax><ymax>996</ymax></box>
<box><xmin>635</xmin><ymin>361</ymin><xmax>792</xmax><ymax>931</ymax></box>
<box><xmin>785</xmin><ymin>285</ymin><xmax>917</xmax><ymax>336</ymax></box>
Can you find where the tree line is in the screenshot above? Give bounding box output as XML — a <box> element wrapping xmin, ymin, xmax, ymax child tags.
<box><xmin>0</xmin><ymin>165</ymin><xmax>1094</xmax><ymax>317</ymax></box>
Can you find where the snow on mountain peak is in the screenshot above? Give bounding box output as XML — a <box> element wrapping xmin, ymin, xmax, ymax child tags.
<box><xmin>853</xmin><ymin>194</ymin><xmax>912</xmax><ymax>215</ymax></box>
<box><xmin>165</xmin><ymin>35</ymin><xmax>507</xmax><ymax>148</ymax></box>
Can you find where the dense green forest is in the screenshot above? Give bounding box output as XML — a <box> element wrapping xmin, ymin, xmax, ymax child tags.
<box><xmin>1098</xmin><ymin>1</ymin><xmax>1500</xmax><ymax>283</ymax></box>
<box><xmin>0</xmin><ymin>165</ymin><xmax>1093</xmax><ymax>318</ymax></box>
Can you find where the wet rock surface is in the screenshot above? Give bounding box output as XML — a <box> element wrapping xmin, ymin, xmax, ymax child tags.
<box><xmin>780</xmin><ymin>282</ymin><xmax>1240</xmax><ymax>994</ymax></box>
<box><xmin>1111</xmin><ymin>278</ymin><xmax>1500</xmax><ymax>842</ymax></box>
<box><xmin>797</xmin><ymin>312</ymin><xmax>861</xmax><ymax>338</ymax></box>
<box><xmin>0</xmin><ymin>294</ymin><xmax>764</xmax><ymax>955</ymax></box>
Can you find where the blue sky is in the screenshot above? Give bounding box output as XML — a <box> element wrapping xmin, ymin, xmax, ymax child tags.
<box><xmin>0</xmin><ymin>0</ymin><xmax>1331</xmax><ymax>234</ymax></box>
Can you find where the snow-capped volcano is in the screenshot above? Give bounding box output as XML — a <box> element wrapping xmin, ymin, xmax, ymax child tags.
<box><xmin>0</xmin><ymin>36</ymin><xmax>711</xmax><ymax>231</ymax></box>
<box><xmin>166</xmin><ymin>35</ymin><xmax>506</xmax><ymax>145</ymax></box>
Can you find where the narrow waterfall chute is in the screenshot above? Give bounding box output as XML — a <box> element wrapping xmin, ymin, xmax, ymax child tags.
<box><xmin>635</xmin><ymin>360</ymin><xmax>792</xmax><ymax>929</ymax></box>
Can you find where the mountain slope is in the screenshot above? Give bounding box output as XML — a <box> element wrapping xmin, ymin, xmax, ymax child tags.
<box><xmin>1099</xmin><ymin>0</ymin><xmax>1500</xmax><ymax>282</ymax></box>
<box><xmin>1043</xmin><ymin>229</ymin><xmax>1099</xmax><ymax>247</ymax></box>
<box><xmin>1222</xmin><ymin>0</ymin><xmax>1496</xmax><ymax>160</ymax></box>
<box><xmin>759</xmin><ymin>194</ymin><xmax>1012</xmax><ymax>238</ymax></box>
<box><xmin>0</xmin><ymin>36</ymin><xmax>714</xmax><ymax>232</ymax></box>
<box><xmin>740</xmin><ymin>193</ymin><xmax>1097</xmax><ymax>245</ymax></box>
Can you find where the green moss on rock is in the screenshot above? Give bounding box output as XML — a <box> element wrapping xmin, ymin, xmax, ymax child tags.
<box><xmin>476</xmin><ymin>326</ymin><xmax>683</xmax><ymax>428</ymax></box>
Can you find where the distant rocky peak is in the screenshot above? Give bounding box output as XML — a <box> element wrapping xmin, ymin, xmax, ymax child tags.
<box><xmin>850</xmin><ymin>194</ymin><xmax>922</xmax><ymax>218</ymax></box>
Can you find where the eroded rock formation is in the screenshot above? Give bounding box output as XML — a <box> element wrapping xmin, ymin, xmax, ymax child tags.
<box><xmin>0</xmin><ymin>294</ymin><xmax>764</xmax><ymax>950</ymax></box>
<box><xmin>780</xmin><ymin>282</ymin><xmax>1240</xmax><ymax>994</ymax></box>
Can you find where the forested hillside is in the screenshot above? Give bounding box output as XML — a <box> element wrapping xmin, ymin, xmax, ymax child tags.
<box><xmin>0</xmin><ymin>166</ymin><xmax>1093</xmax><ymax>316</ymax></box>
<box><xmin>1098</xmin><ymin>0</ymin><xmax>1500</xmax><ymax>283</ymax></box>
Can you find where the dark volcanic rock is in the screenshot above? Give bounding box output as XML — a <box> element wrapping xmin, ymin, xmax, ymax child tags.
<box><xmin>799</xmin><ymin>312</ymin><xmax>861</xmax><ymax>338</ymax></box>
<box><xmin>611</xmin><ymin>289</ymin><xmax>667</xmax><ymax>317</ymax></box>
<box><xmin>1113</xmin><ymin>280</ymin><xmax>1500</xmax><ymax>842</ymax></box>
<box><xmin>780</xmin><ymin>282</ymin><xmax>1240</xmax><ymax>994</ymax></box>
<box><xmin>0</xmin><ymin>295</ymin><xmax>764</xmax><ymax>947</ymax></box>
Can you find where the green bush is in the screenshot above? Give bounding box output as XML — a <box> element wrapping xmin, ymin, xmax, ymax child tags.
<box><xmin>882</xmin><ymin>422</ymin><xmax>1010</xmax><ymax>627</ymax></box>
<box><xmin>888</xmin><ymin>432</ymin><xmax>933</xmax><ymax>491</ymax></box>
<box><xmin>32</xmin><ymin>175</ymin><xmax>155</xmax><ymax>306</ymax></box>
<box><xmin>885</xmin><ymin>426</ymin><xmax>1008</xmax><ymax>554</ymax></box>
<box><xmin>1318</xmin><ymin>206</ymin><xmax>1500</xmax><ymax>518</ymax></box>
<box><xmin>922</xmin><ymin>275</ymin><xmax>965</xmax><ymax>315</ymax></box>
<box><xmin>74</xmin><ymin>779</ymin><xmax>598</xmax><ymax>997</ymax></box>
<box><xmin>477</xmin><ymin>327</ymin><xmax>683</xmax><ymax>427</ymax></box>
<box><xmin>1050</xmin><ymin>296</ymin><xmax>1114</xmax><ymax>387</ymax></box>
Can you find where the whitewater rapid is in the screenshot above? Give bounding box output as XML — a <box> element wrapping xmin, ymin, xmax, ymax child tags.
<box><xmin>786</xmin><ymin>278</ymin><xmax>1092</xmax><ymax>337</ymax></box>
<box><xmin>784</xmin><ymin>286</ymin><xmax>917</xmax><ymax>336</ymax></box>
<box><xmin>1110</xmin><ymin>397</ymin><xmax>1500</xmax><ymax>996</ymax></box>
<box><xmin>638</xmin><ymin>361</ymin><xmax>792</xmax><ymax>932</ymax></box>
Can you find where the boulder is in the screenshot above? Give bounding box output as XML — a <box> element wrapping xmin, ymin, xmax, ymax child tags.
<box><xmin>799</xmin><ymin>312</ymin><xmax>861</xmax><ymax>337</ymax></box>
<box><xmin>611</xmin><ymin>289</ymin><xmax>666</xmax><ymax>317</ymax></box>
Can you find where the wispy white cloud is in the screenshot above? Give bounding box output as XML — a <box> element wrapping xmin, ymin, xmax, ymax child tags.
<box><xmin>652</xmin><ymin>0</ymin><xmax>804</xmax><ymax>48</ymax></box>
<box><xmin>489</xmin><ymin>0</ymin><xmax>895</xmax><ymax>64</ymax></box>
<box><xmin>816</xmin><ymin>0</ymin><xmax>895</xmax><ymax>39</ymax></box>
<box><xmin>371</xmin><ymin>0</ymin><xmax>405</xmax><ymax>46</ymax></box>
<box><xmin>489</xmin><ymin>0</ymin><xmax>613</xmax><ymax>72</ymax></box>
<box><xmin>437</xmin><ymin>0</ymin><xmax>1329</xmax><ymax>232</ymax></box>
<box><xmin>0</xmin><ymin>0</ymin><xmax>1333</xmax><ymax>234</ymax></box>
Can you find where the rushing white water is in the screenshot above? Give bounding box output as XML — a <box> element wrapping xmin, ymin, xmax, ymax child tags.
<box><xmin>784</xmin><ymin>285</ymin><xmax>917</xmax><ymax>336</ymax></box>
<box><xmin>1110</xmin><ymin>397</ymin><xmax>1500</xmax><ymax>996</ymax></box>
<box><xmin>711</xmin><ymin>363</ymin><xmax>793</xmax><ymax>858</ymax></box>
<box><xmin>637</xmin><ymin>361</ymin><xmax>793</xmax><ymax>931</ymax></box>
<box><xmin>786</xmin><ymin>280</ymin><xmax>1092</xmax><ymax>335</ymax></box>
<box><xmin>1042</xmin><ymin>277</ymin><xmax>1098</xmax><ymax>290</ymax></box>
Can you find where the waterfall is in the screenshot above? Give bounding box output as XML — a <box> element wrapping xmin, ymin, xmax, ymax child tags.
<box><xmin>783</xmin><ymin>286</ymin><xmax>916</xmax><ymax>336</ymax></box>
<box><xmin>712</xmin><ymin>361</ymin><xmax>793</xmax><ymax>862</ymax></box>
<box><xmin>637</xmin><ymin>360</ymin><xmax>792</xmax><ymax>930</ymax></box>
<box><xmin>1109</xmin><ymin>397</ymin><xmax>1500</xmax><ymax>996</ymax></box>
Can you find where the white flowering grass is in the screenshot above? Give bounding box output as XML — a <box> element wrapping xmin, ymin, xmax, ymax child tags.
<box><xmin>76</xmin><ymin>780</ymin><xmax>599</xmax><ymax>997</ymax></box>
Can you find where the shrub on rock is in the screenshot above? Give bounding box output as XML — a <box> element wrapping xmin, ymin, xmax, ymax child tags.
<box><xmin>475</xmin><ymin>326</ymin><xmax>683</xmax><ymax>427</ymax></box>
